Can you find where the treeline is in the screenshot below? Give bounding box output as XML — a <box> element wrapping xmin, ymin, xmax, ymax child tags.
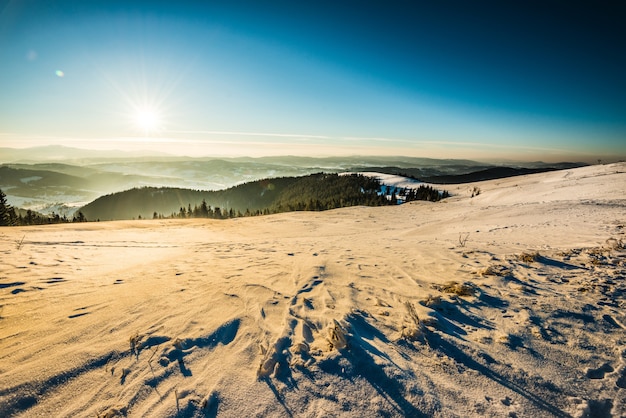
<box><xmin>163</xmin><ymin>200</ymin><xmax>244</xmax><ymax>220</ymax></box>
<box><xmin>270</xmin><ymin>173</ymin><xmax>388</xmax><ymax>212</ymax></box>
<box><xmin>152</xmin><ymin>174</ymin><xmax>448</xmax><ymax>220</ymax></box>
<box><xmin>398</xmin><ymin>185</ymin><xmax>449</xmax><ymax>202</ymax></box>
<box><xmin>0</xmin><ymin>189</ymin><xmax>88</xmax><ymax>226</ymax></box>
<box><xmin>157</xmin><ymin>173</ymin><xmax>390</xmax><ymax>219</ymax></box>
<box><xmin>1</xmin><ymin>174</ymin><xmax>450</xmax><ymax>225</ymax></box>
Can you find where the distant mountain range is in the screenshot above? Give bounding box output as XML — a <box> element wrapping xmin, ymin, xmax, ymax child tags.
<box><xmin>0</xmin><ymin>146</ymin><xmax>588</xmax><ymax>217</ymax></box>
<box><xmin>0</xmin><ymin>145</ymin><xmax>171</xmax><ymax>163</ymax></box>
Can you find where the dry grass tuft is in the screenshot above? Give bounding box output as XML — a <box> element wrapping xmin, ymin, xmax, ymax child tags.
<box><xmin>586</xmin><ymin>247</ymin><xmax>607</xmax><ymax>256</ymax></box>
<box><xmin>476</xmin><ymin>264</ymin><xmax>510</xmax><ymax>277</ymax></box>
<box><xmin>420</xmin><ymin>294</ymin><xmax>443</xmax><ymax>308</ymax></box>
<box><xmin>401</xmin><ymin>301</ymin><xmax>424</xmax><ymax>341</ymax></box>
<box><xmin>517</xmin><ymin>252</ymin><xmax>539</xmax><ymax>263</ymax></box>
<box><xmin>496</xmin><ymin>333</ymin><xmax>511</xmax><ymax>345</ymax></box>
<box><xmin>434</xmin><ymin>281</ymin><xmax>475</xmax><ymax>296</ymax></box>
<box><xmin>97</xmin><ymin>406</ymin><xmax>127</xmax><ymax>418</ymax></box>
<box><xmin>328</xmin><ymin>320</ymin><xmax>348</xmax><ymax>350</ymax></box>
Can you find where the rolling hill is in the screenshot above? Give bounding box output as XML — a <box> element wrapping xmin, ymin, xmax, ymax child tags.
<box><xmin>79</xmin><ymin>173</ymin><xmax>444</xmax><ymax>221</ymax></box>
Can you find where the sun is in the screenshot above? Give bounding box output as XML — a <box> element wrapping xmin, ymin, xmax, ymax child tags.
<box><xmin>134</xmin><ymin>109</ymin><xmax>161</xmax><ymax>133</ymax></box>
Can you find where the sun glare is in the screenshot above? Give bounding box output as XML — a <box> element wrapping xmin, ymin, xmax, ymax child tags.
<box><xmin>135</xmin><ymin>109</ymin><xmax>161</xmax><ymax>133</ymax></box>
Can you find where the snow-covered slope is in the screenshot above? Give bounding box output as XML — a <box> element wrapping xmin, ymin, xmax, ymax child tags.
<box><xmin>1</xmin><ymin>163</ymin><xmax>624</xmax><ymax>417</ymax></box>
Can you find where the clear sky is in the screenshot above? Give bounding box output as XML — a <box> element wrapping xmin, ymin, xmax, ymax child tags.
<box><xmin>1</xmin><ymin>0</ymin><xmax>625</xmax><ymax>162</ymax></box>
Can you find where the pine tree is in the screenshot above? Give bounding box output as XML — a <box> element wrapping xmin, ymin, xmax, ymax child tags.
<box><xmin>73</xmin><ymin>211</ymin><xmax>86</xmax><ymax>222</ymax></box>
<box><xmin>199</xmin><ymin>200</ymin><xmax>209</xmax><ymax>217</ymax></box>
<box><xmin>0</xmin><ymin>189</ymin><xmax>13</xmax><ymax>226</ymax></box>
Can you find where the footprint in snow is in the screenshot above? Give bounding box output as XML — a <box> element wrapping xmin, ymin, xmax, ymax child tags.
<box><xmin>586</xmin><ymin>363</ymin><xmax>614</xmax><ymax>379</ymax></box>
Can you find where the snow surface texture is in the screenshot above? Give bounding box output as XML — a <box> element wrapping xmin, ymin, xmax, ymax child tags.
<box><xmin>1</xmin><ymin>163</ymin><xmax>625</xmax><ymax>417</ymax></box>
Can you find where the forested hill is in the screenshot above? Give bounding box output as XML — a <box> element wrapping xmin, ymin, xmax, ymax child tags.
<box><xmin>371</xmin><ymin>163</ymin><xmax>586</xmax><ymax>184</ymax></box>
<box><xmin>419</xmin><ymin>167</ymin><xmax>560</xmax><ymax>184</ymax></box>
<box><xmin>79</xmin><ymin>173</ymin><xmax>447</xmax><ymax>221</ymax></box>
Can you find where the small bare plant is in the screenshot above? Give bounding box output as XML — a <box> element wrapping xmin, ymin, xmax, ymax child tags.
<box><xmin>15</xmin><ymin>235</ymin><xmax>25</xmax><ymax>250</ymax></box>
<box><xmin>458</xmin><ymin>232</ymin><xmax>470</xmax><ymax>248</ymax></box>
<box><xmin>172</xmin><ymin>338</ymin><xmax>183</xmax><ymax>350</ymax></box>
<box><xmin>120</xmin><ymin>368</ymin><xmax>130</xmax><ymax>383</ymax></box>
<box><xmin>470</xmin><ymin>186</ymin><xmax>481</xmax><ymax>198</ymax></box>
<box><xmin>129</xmin><ymin>333</ymin><xmax>144</xmax><ymax>355</ymax></box>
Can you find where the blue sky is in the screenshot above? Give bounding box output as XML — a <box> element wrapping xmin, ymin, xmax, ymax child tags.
<box><xmin>1</xmin><ymin>0</ymin><xmax>624</xmax><ymax>161</ymax></box>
